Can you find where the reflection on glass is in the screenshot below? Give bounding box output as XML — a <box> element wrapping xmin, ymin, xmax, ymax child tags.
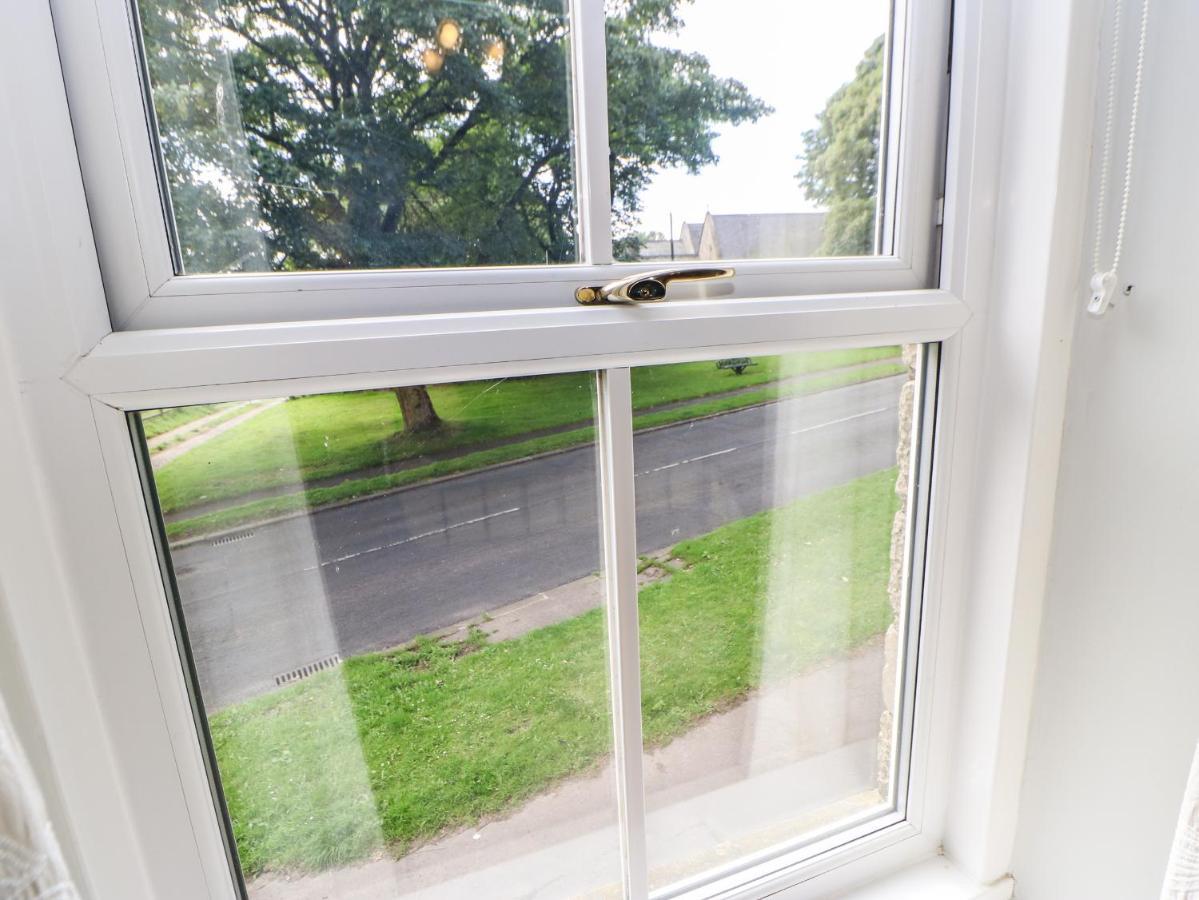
<box><xmin>629</xmin><ymin>347</ymin><xmax>913</xmax><ymax>889</ymax></box>
<box><xmin>138</xmin><ymin>375</ymin><xmax>622</xmax><ymax>898</ymax></box>
<box><xmin>137</xmin><ymin>0</ymin><xmax>578</xmax><ymax>273</ymax></box>
<box><xmin>138</xmin><ymin>0</ymin><xmax>892</xmax><ymax>275</ymax></box>
<box><xmin>607</xmin><ymin>0</ymin><xmax>891</xmax><ymax>262</ymax></box>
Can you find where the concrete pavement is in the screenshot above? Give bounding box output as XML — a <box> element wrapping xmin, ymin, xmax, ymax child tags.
<box><xmin>246</xmin><ymin>640</ymin><xmax>887</xmax><ymax>899</ymax></box>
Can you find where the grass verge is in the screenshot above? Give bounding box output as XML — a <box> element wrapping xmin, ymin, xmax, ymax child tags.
<box><xmin>151</xmin><ymin>348</ymin><xmax>900</xmax><ymax>515</ymax></box>
<box><xmin>210</xmin><ymin>467</ymin><xmax>899</xmax><ymax>876</ymax></box>
<box><xmin>149</xmin><ymin>401</ymin><xmax>265</xmax><ymax>450</ymax></box>
<box><xmin>165</xmin><ymin>361</ymin><xmax>906</xmax><ymax>541</ymax></box>
<box><xmin>141</xmin><ymin>402</ymin><xmax>230</xmax><ymax>440</ymax></box>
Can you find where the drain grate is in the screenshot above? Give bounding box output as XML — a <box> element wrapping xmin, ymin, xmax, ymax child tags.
<box><xmin>275</xmin><ymin>654</ymin><xmax>342</xmax><ymax>687</ymax></box>
<box><xmin>211</xmin><ymin>529</ymin><xmax>255</xmax><ymax>547</ymax></box>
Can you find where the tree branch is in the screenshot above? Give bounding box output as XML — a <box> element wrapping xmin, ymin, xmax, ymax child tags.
<box><xmin>243</xmin><ymin>123</ymin><xmax>298</xmax><ymax>156</ymax></box>
<box><xmin>225</xmin><ymin>25</ymin><xmax>332</xmax><ymax>112</ymax></box>
<box><xmin>417</xmin><ymin>103</ymin><xmax>485</xmax><ymax>180</ymax></box>
<box><xmin>492</xmin><ymin>143</ymin><xmax>564</xmax><ymax>232</ymax></box>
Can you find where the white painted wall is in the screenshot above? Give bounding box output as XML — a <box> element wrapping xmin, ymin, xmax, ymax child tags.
<box><xmin>1011</xmin><ymin>3</ymin><xmax>1199</xmax><ymax>897</ymax></box>
<box><xmin>0</xmin><ymin>310</ymin><xmax>86</xmax><ymax>887</ymax></box>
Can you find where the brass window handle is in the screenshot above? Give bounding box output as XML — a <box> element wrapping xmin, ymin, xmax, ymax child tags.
<box><xmin>575</xmin><ymin>267</ymin><xmax>735</xmax><ymax>304</ymax></box>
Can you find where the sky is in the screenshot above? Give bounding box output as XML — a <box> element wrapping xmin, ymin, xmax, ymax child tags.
<box><xmin>633</xmin><ymin>0</ymin><xmax>890</xmax><ymax>235</ymax></box>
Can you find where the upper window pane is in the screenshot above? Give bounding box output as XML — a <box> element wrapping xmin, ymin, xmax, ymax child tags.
<box><xmin>138</xmin><ymin>0</ymin><xmax>578</xmax><ymax>273</ymax></box>
<box><xmin>606</xmin><ymin>0</ymin><xmax>892</xmax><ymax>262</ymax></box>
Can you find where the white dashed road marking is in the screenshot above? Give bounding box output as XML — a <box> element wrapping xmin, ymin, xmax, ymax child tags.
<box><xmin>309</xmin><ymin>404</ymin><xmax>894</xmax><ymax>566</ymax></box>
<box><xmin>634</xmin><ymin>406</ymin><xmax>892</xmax><ymax>478</ymax></box>
<box><xmin>310</xmin><ymin>506</ymin><xmax>522</xmax><ymax>569</ymax></box>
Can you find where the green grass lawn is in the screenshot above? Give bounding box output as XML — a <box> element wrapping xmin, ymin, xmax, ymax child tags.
<box><xmin>140</xmin><ymin>402</ymin><xmax>229</xmax><ymax>440</ymax></box>
<box><xmin>152</xmin><ymin>348</ymin><xmax>899</xmax><ymax>516</ymax></box>
<box><xmin>209</xmin><ymin>468</ymin><xmax>899</xmax><ymax>876</ymax></box>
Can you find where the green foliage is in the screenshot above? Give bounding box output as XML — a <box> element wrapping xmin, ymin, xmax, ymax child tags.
<box><xmin>210</xmin><ymin>468</ymin><xmax>899</xmax><ymax>874</ymax></box>
<box><xmin>606</xmin><ymin>0</ymin><xmax>769</xmax><ymax>258</ymax></box>
<box><xmin>138</xmin><ymin>3</ymin><xmax>272</xmax><ymax>272</ymax></box>
<box><xmin>140</xmin><ymin>0</ymin><xmax>768</xmax><ymax>271</ymax></box>
<box><xmin>797</xmin><ymin>36</ymin><xmax>886</xmax><ymax>256</ymax></box>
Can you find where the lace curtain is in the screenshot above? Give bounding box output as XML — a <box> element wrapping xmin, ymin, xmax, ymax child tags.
<box><xmin>1164</xmin><ymin>741</ymin><xmax>1199</xmax><ymax>899</ymax></box>
<box><xmin>0</xmin><ymin>691</ymin><xmax>77</xmax><ymax>900</ymax></box>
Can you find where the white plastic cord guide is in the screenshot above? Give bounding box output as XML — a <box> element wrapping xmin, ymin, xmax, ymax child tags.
<box><xmin>1089</xmin><ymin>0</ymin><xmax>1151</xmax><ymax>318</ymax></box>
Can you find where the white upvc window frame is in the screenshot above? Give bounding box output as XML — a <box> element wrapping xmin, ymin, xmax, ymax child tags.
<box><xmin>73</xmin><ymin>302</ymin><xmax>956</xmax><ymax>900</ymax></box>
<box><xmin>52</xmin><ymin>0</ymin><xmax>947</xmax><ymax>330</ymax></box>
<box><xmin>0</xmin><ymin>0</ymin><xmax>1103</xmax><ymax>897</ymax></box>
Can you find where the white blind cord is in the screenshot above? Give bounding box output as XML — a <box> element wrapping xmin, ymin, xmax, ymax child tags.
<box><xmin>1089</xmin><ymin>0</ymin><xmax>1151</xmax><ymax>317</ymax></box>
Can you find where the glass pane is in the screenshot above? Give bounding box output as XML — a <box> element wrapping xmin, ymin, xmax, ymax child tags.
<box><xmin>138</xmin><ymin>0</ymin><xmax>578</xmax><ymax>273</ymax></box>
<box><xmin>137</xmin><ymin>376</ymin><xmax>623</xmax><ymax>897</ymax></box>
<box><xmin>628</xmin><ymin>347</ymin><xmax>916</xmax><ymax>888</ymax></box>
<box><xmin>607</xmin><ymin>0</ymin><xmax>892</xmax><ymax>261</ymax></box>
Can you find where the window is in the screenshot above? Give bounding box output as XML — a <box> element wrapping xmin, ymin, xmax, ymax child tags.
<box><xmin>142</xmin><ymin>374</ymin><xmax>623</xmax><ymax>897</ymax></box>
<box><xmin>603</xmin><ymin>0</ymin><xmax>897</xmax><ymax>263</ymax></box>
<box><xmin>61</xmin><ymin>0</ymin><xmax>945</xmax><ymax>328</ymax></box>
<box><xmin>132</xmin><ymin>0</ymin><xmax>898</xmax><ymax>276</ymax></box>
<box><xmin>37</xmin><ymin>0</ymin><xmax>974</xmax><ymax>897</ymax></box>
<box><xmin>138</xmin><ymin>0</ymin><xmax>580</xmax><ymax>274</ymax></box>
<box><xmin>132</xmin><ymin>346</ymin><xmax>933</xmax><ymax>898</ymax></box>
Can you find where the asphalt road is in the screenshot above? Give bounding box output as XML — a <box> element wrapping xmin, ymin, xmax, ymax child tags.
<box><xmin>170</xmin><ymin>376</ymin><xmax>904</xmax><ymax>709</ymax></box>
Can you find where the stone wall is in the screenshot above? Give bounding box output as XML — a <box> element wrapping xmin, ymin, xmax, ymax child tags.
<box><xmin>877</xmin><ymin>343</ymin><xmax>918</xmax><ymax>796</ymax></box>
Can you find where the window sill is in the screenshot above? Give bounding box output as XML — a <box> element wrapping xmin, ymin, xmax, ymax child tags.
<box><xmin>842</xmin><ymin>858</ymin><xmax>1014</xmax><ymax>900</ymax></box>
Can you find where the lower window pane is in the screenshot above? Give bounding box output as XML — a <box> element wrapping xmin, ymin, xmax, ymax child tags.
<box><xmin>628</xmin><ymin>347</ymin><xmax>916</xmax><ymax>888</ymax></box>
<box><xmin>137</xmin><ymin>374</ymin><xmax>622</xmax><ymax>898</ymax></box>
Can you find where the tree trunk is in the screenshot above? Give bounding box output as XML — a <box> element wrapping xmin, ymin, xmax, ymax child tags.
<box><xmin>393</xmin><ymin>385</ymin><xmax>441</xmax><ymax>433</ymax></box>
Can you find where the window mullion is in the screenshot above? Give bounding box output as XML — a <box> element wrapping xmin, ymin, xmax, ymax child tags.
<box><xmin>570</xmin><ymin>0</ymin><xmax>614</xmax><ymax>265</ymax></box>
<box><xmin>596</xmin><ymin>367</ymin><xmax>649</xmax><ymax>898</ymax></box>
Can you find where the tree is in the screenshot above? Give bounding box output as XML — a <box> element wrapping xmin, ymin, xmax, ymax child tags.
<box><xmin>138</xmin><ymin>2</ymin><xmax>271</xmax><ymax>273</ymax></box>
<box><xmin>606</xmin><ymin>0</ymin><xmax>771</xmax><ymax>260</ymax></box>
<box><xmin>393</xmin><ymin>386</ymin><xmax>441</xmax><ymax>433</ymax></box>
<box><xmin>797</xmin><ymin>36</ymin><xmax>885</xmax><ymax>257</ymax></box>
<box><xmin>141</xmin><ymin>0</ymin><xmax>768</xmax><ymax>430</ymax></box>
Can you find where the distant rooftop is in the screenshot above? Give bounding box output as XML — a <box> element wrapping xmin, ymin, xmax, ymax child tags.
<box><xmin>638</xmin><ymin>238</ymin><xmax>680</xmax><ymax>261</ymax></box>
<box><xmin>639</xmin><ymin>212</ymin><xmax>828</xmax><ymax>262</ymax></box>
